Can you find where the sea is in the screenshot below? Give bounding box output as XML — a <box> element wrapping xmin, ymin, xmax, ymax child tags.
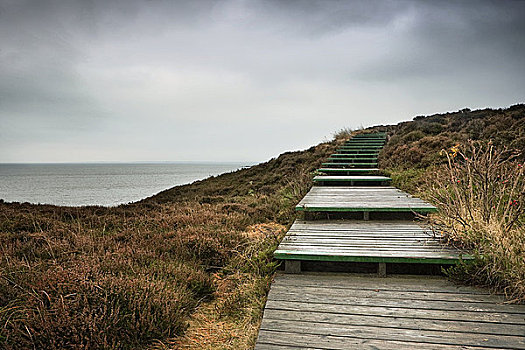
<box><xmin>0</xmin><ymin>162</ymin><xmax>251</xmax><ymax>207</ymax></box>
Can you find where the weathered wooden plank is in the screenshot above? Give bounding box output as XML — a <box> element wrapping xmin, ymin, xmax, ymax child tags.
<box><xmin>278</xmin><ymin>238</ymin><xmax>458</xmax><ymax>247</ymax></box>
<box><xmin>259</xmin><ymin>319</ymin><xmax>525</xmax><ymax>349</ymax></box>
<box><xmin>345</xmin><ymin>141</ymin><xmax>385</xmax><ymax>143</ymax></box>
<box><xmin>262</xmin><ymin>309</ymin><xmax>525</xmax><ymax>336</ymax></box>
<box><xmin>274</xmin><ymin>251</ymin><xmax>465</xmax><ymax>263</ymax></box>
<box><xmin>352</xmin><ymin>136</ymin><xmax>386</xmax><ymax>139</ymax></box>
<box><xmin>331</xmin><ymin>153</ymin><xmax>379</xmax><ymax>156</ymax></box>
<box><xmin>276</xmin><ymin>247</ymin><xmax>461</xmax><ymax>255</ymax></box>
<box><xmin>345</xmin><ymin>139</ymin><xmax>385</xmax><ymax>142</ymax></box>
<box><xmin>296</xmin><ymin>207</ymin><xmax>437</xmax><ymax>213</ymax></box>
<box><xmin>274</xmin><ymin>253</ymin><xmax>465</xmax><ymax>264</ymax></box>
<box><xmin>339</xmin><ymin>145</ymin><xmax>384</xmax><ymax>148</ymax></box>
<box><xmin>327</xmin><ymin>157</ymin><xmax>378</xmax><ymax>161</ymax></box>
<box><xmin>272</xmin><ymin>273</ymin><xmax>489</xmax><ymax>294</ymax></box>
<box><xmin>277</xmin><ymin>243</ymin><xmax>459</xmax><ymax>251</ymax></box>
<box><xmin>321</xmin><ymin>162</ymin><xmax>378</xmax><ymax>166</ymax></box>
<box><xmin>296</xmin><ymin>186</ymin><xmax>437</xmax><ymax>212</ymax></box>
<box><xmin>256</xmin><ymin>330</ymin><xmax>494</xmax><ymax>350</ymax></box>
<box><xmin>318</xmin><ymin>168</ymin><xmax>380</xmax><ymax>173</ymax></box>
<box><xmin>313</xmin><ymin>176</ymin><xmax>391</xmax><ymax>182</ymax></box>
<box><xmin>346</xmin><ymin>139</ymin><xmax>385</xmax><ymax>142</ymax></box>
<box><xmin>282</xmin><ymin>237</ymin><xmax>445</xmax><ymax>243</ymax></box>
<box><xmin>336</xmin><ymin>150</ymin><xmax>380</xmax><ymax>154</ymax></box>
<box><xmin>264</xmin><ymin>299</ymin><xmax>525</xmax><ymax>325</ymax></box>
<box><xmin>285</xmin><ymin>233</ymin><xmax>438</xmax><ymax>238</ymax></box>
<box><xmin>275</xmin><ymin>219</ymin><xmax>465</xmax><ymax>262</ymax></box>
<box><xmin>291</xmin><ymin>220</ymin><xmax>432</xmax><ymax>229</ymax></box>
<box><xmin>268</xmin><ymin>284</ymin><xmax>508</xmax><ymax>304</ymax></box>
<box><xmin>268</xmin><ymin>290</ymin><xmax>525</xmax><ymax>314</ymax></box>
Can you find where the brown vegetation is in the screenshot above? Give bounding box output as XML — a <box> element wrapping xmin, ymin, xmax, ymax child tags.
<box><xmin>378</xmin><ymin>104</ymin><xmax>525</xmax><ymax>302</ymax></box>
<box><xmin>0</xmin><ymin>142</ymin><xmax>336</xmax><ymax>349</ymax></box>
<box><xmin>2</xmin><ymin>104</ymin><xmax>524</xmax><ymax>349</ymax></box>
<box><xmin>426</xmin><ymin>141</ymin><xmax>525</xmax><ymax>302</ymax></box>
<box><xmin>379</xmin><ymin>104</ymin><xmax>525</xmax><ymax>169</ymax></box>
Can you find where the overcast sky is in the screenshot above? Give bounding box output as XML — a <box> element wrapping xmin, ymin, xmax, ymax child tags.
<box><xmin>1</xmin><ymin>0</ymin><xmax>524</xmax><ymax>163</ymax></box>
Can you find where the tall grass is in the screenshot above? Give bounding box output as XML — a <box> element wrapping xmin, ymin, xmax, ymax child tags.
<box><xmin>427</xmin><ymin>141</ymin><xmax>525</xmax><ymax>302</ymax></box>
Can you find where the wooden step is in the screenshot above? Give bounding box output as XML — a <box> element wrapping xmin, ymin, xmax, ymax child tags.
<box><xmin>331</xmin><ymin>153</ymin><xmax>379</xmax><ymax>157</ymax></box>
<box><xmin>275</xmin><ymin>220</ymin><xmax>470</xmax><ymax>265</ymax></box>
<box><xmin>327</xmin><ymin>157</ymin><xmax>378</xmax><ymax>162</ymax></box>
<box><xmin>318</xmin><ymin>168</ymin><xmax>380</xmax><ymax>174</ymax></box>
<box><xmin>336</xmin><ymin>149</ymin><xmax>380</xmax><ymax>154</ymax></box>
<box><xmin>345</xmin><ymin>140</ymin><xmax>385</xmax><ymax>143</ymax></box>
<box><xmin>344</xmin><ymin>143</ymin><xmax>385</xmax><ymax>146</ymax></box>
<box><xmin>255</xmin><ymin>273</ymin><xmax>525</xmax><ymax>349</ymax></box>
<box><xmin>313</xmin><ymin>175</ymin><xmax>391</xmax><ymax>186</ymax></box>
<box><xmin>296</xmin><ymin>186</ymin><xmax>437</xmax><ymax>214</ymax></box>
<box><xmin>321</xmin><ymin>162</ymin><xmax>378</xmax><ymax>168</ymax></box>
<box><xmin>352</xmin><ymin>133</ymin><xmax>386</xmax><ymax>138</ymax></box>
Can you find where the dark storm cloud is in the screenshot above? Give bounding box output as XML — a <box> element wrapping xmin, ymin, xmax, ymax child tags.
<box><xmin>0</xmin><ymin>0</ymin><xmax>524</xmax><ymax>162</ymax></box>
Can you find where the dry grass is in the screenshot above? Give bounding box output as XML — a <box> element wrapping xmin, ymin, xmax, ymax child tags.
<box><xmin>164</xmin><ymin>223</ymin><xmax>286</xmax><ymax>350</ymax></box>
<box><xmin>0</xmin><ymin>142</ymin><xmax>335</xmax><ymax>349</ymax></box>
<box><xmin>425</xmin><ymin>141</ymin><xmax>525</xmax><ymax>302</ymax></box>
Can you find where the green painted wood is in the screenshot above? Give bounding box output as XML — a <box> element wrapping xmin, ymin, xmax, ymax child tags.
<box><xmin>327</xmin><ymin>157</ymin><xmax>378</xmax><ymax>161</ymax></box>
<box><xmin>346</xmin><ymin>137</ymin><xmax>385</xmax><ymax>140</ymax></box>
<box><xmin>336</xmin><ymin>150</ymin><xmax>380</xmax><ymax>154</ymax></box>
<box><xmin>352</xmin><ymin>134</ymin><xmax>386</xmax><ymax>137</ymax></box>
<box><xmin>345</xmin><ymin>140</ymin><xmax>385</xmax><ymax>143</ymax></box>
<box><xmin>330</xmin><ymin>153</ymin><xmax>378</xmax><ymax>159</ymax></box>
<box><xmin>337</xmin><ymin>149</ymin><xmax>380</xmax><ymax>152</ymax></box>
<box><xmin>345</xmin><ymin>138</ymin><xmax>386</xmax><ymax>143</ymax></box>
<box><xmin>322</xmin><ymin>162</ymin><xmax>378</xmax><ymax>166</ymax></box>
<box><xmin>350</xmin><ymin>137</ymin><xmax>386</xmax><ymax>140</ymax></box>
<box><xmin>296</xmin><ymin>206</ymin><xmax>437</xmax><ymax>213</ymax></box>
<box><xmin>317</xmin><ymin>168</ymin><xmax>380</xmax><ymax>173</ymax></box>
<box><xmin>273</xmin><ymin>252</ymin><xmax>467</xmax><ymax>264</ymax></box>
<box><xmin>313</xmin><ymin>176</ymin><xmax>391</xmax><ymax>182</ymax></box>
<box><xmin>338</xmin><ymin>148</ymin><xmax>383</xmax><ymax>151</ymax></box>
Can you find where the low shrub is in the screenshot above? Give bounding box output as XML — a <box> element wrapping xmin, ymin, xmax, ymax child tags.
<box><xmin>425</xmin><ymin>141</ymin><xmax>525</xmax><ymax>302</ymax></box>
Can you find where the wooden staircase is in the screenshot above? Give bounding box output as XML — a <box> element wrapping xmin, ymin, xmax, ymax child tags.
<box><xmin>255</xmin><ymin>132</ymin><xmax>525</xmax><ymax>349</ymax></box>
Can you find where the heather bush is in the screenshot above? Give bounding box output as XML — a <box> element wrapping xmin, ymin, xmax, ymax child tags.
<box><xmin>1</xmin><ymin>141</ymin><xmax>335</xmax><ymax>349</ymax></box>
<box><xmin>426</xmin><ymin>141</ymin><xmax>525</xmax><ymax>301</ymax></box>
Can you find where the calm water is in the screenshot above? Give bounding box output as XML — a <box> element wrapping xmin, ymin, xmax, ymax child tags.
<box><xmin>0</xmin><ymin>162</ymin><xmax>250</xmax><ymax>207</ymax></box>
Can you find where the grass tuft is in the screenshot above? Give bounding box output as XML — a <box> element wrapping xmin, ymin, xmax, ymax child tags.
<box><xmin>425</xmin><ymin>141</ymin><xmax>525</xmax><ymax>302</ymax></box>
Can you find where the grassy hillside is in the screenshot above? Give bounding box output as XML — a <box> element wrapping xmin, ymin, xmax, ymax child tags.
<box><xmin>1</xmin><ymin>104</ymin><xmax>524</xmax><ymax>349</ymax></box>
<box><xmin>0</xmin><ymin>142</ymin><xmax>337</xmax><ymax>349</ymax></box>
<box><xmin>380</xmin><ymin>104</ymin><xmax>525</xmax><ymax>170</ymax></box>
<box><xmin>376</xmin><ymin>104</ymin><xmax>525</xmax><ymax>302</ymax></box>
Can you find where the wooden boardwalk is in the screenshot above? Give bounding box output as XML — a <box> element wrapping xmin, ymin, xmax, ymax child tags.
<box><xmin>317</xmin><ymin>168</ymin><xmax>380</xmax><ymax>174</ymax></box>
<box><xmin>255</xmin><ymin>132</ymin><xmax>523</xmax><ymax>349</ymax></box>
<box><xmin>313</xmin><ymin>175</ymin><xmax>391</xmax><ymax>186</ymax></box>
<box><xmin>274</xmin><ymin>220</ymin><xmax>468</xmax><ymax>265</ymax></box>
<box><xmin>256</xmin><ymin>273</ymin><xmax>525</xmax><ymax>349</ymax></box>
<box><xmin>296</xmin><ymin>186</ymin><xmax>437</xmax><ymax>213</ymax></box>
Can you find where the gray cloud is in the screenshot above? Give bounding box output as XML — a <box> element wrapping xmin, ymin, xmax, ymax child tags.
<box><xmin>0</xmin><ymin>0</ymin><xmax>524</xmax><ymax>163</ymax></box>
